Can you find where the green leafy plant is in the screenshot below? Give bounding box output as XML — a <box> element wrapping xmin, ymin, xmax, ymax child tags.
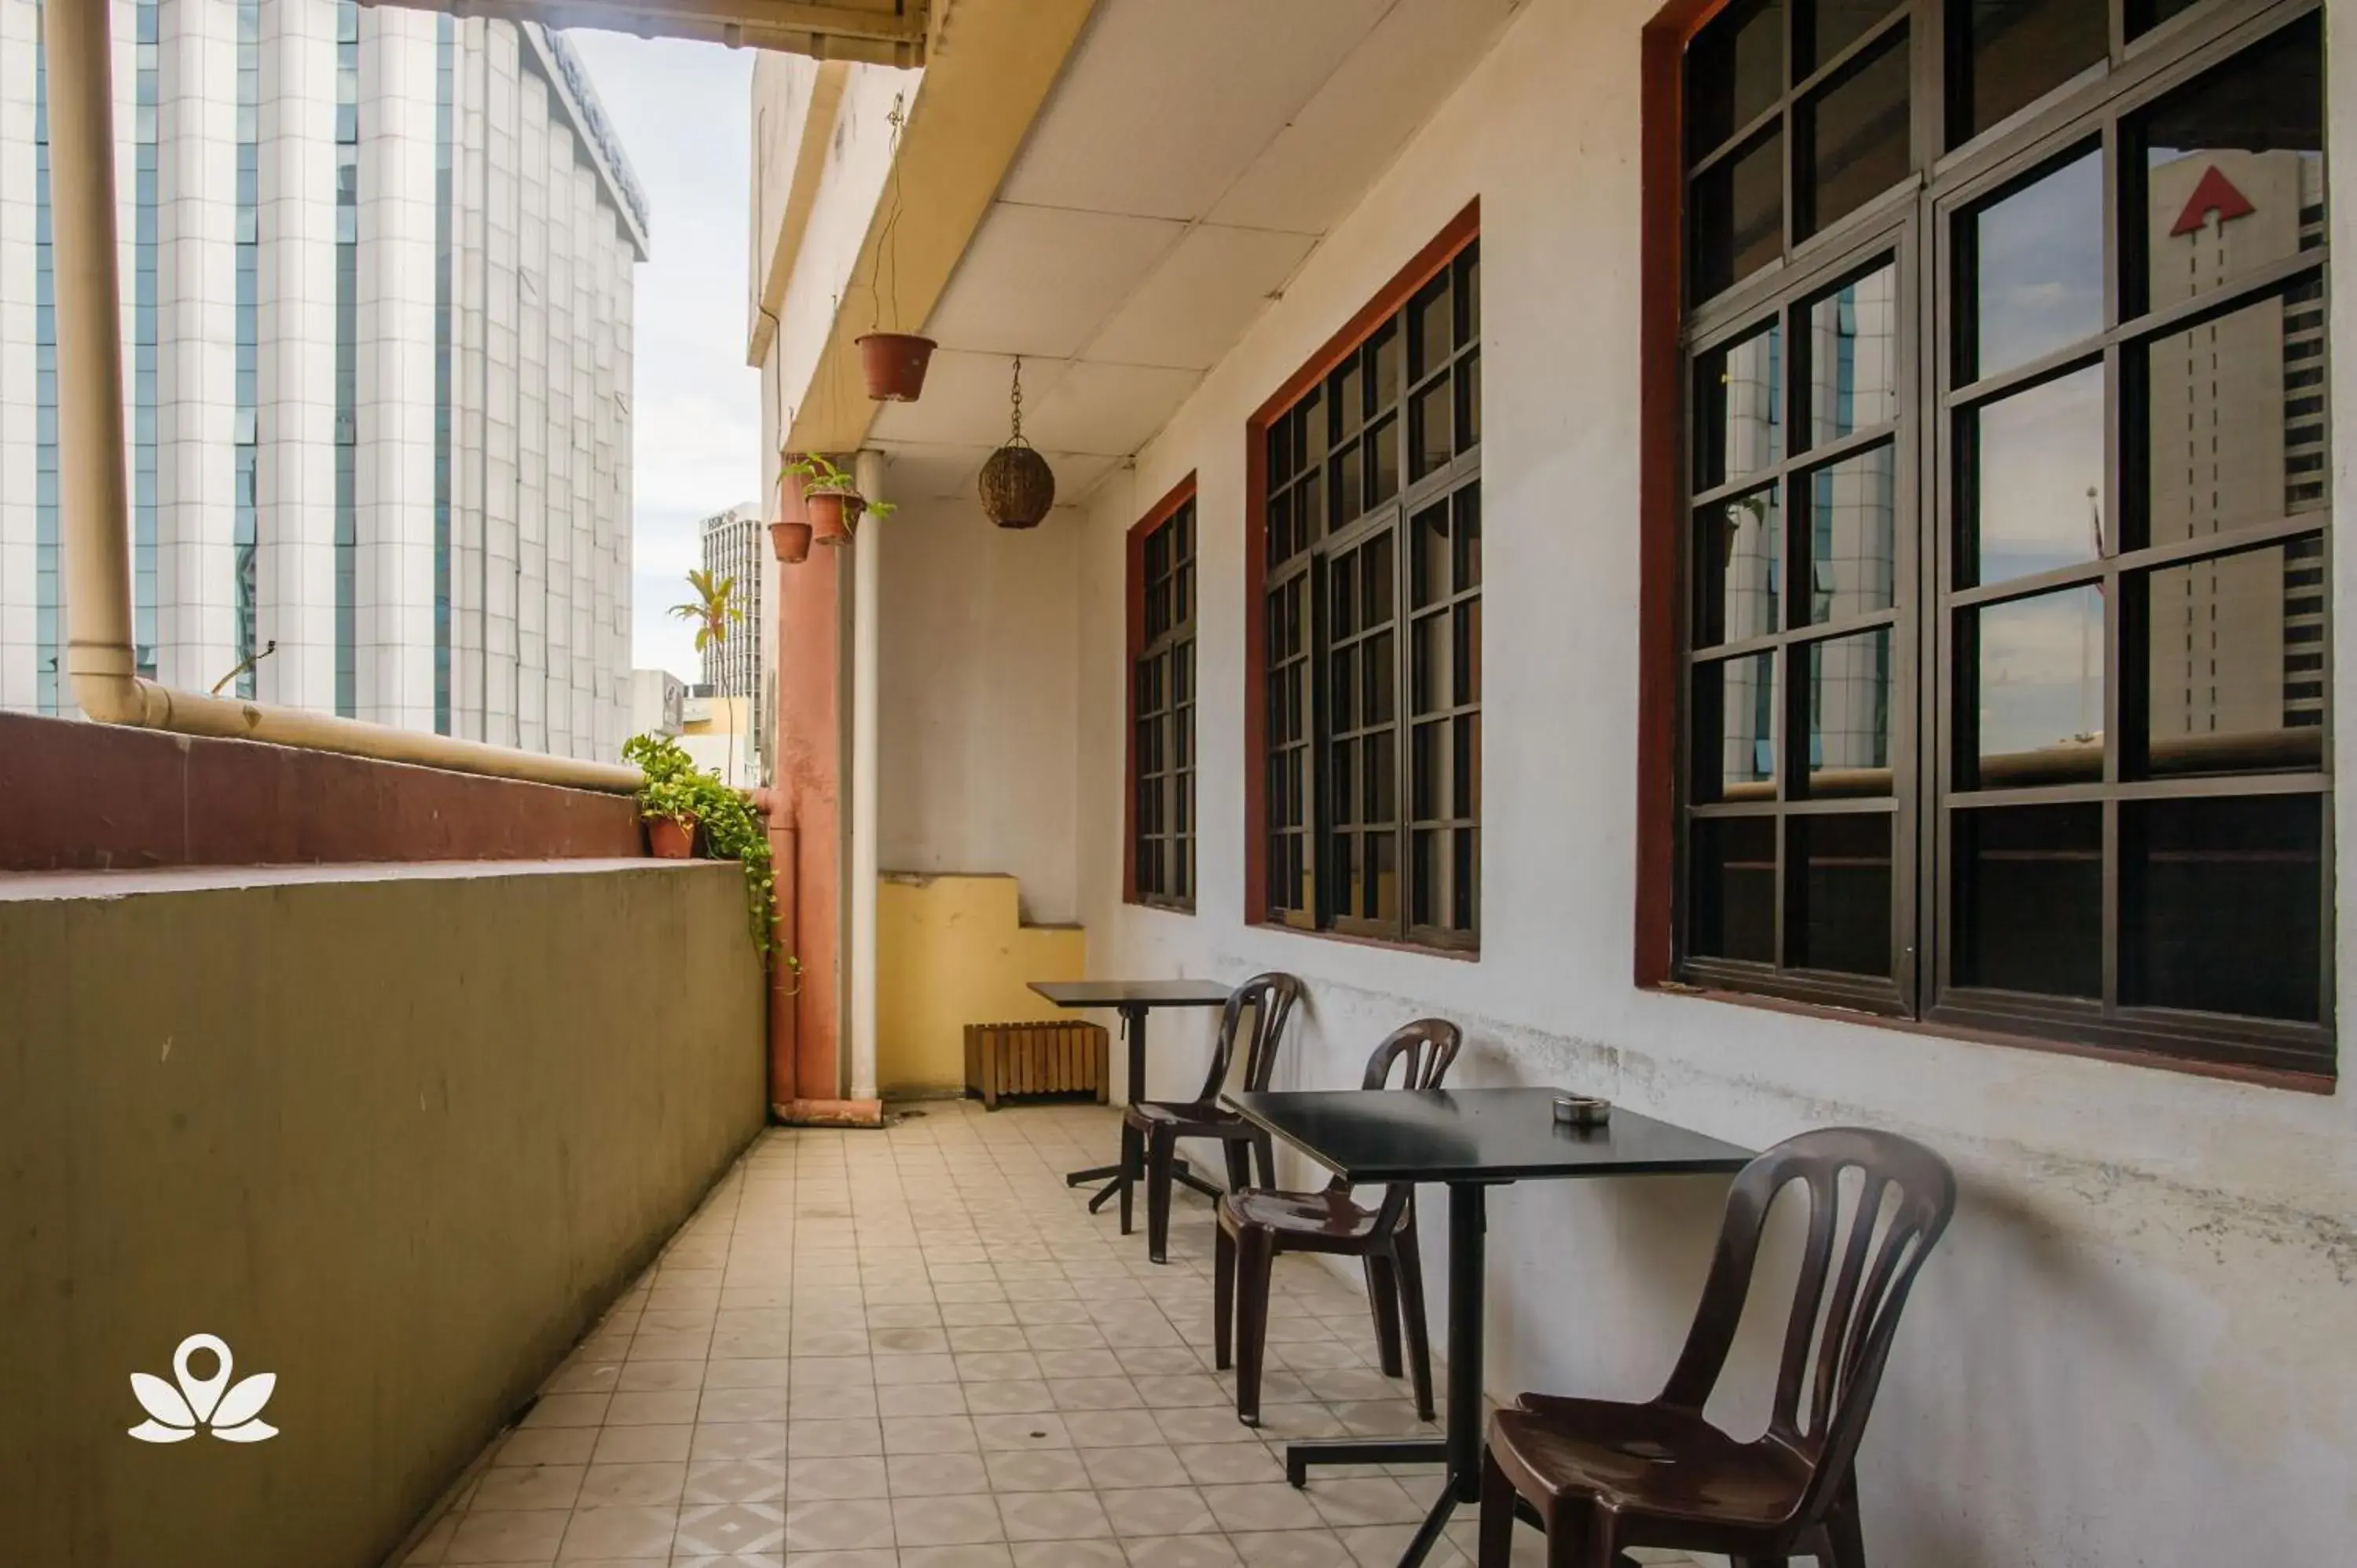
<box><xmin>783</xmin><ymin>452</ymin><xmax>857</xmax><ymax>494</ymax></box>
<box><xmin>624</xmin><ymin>732</ymin><xmax>781</xmax><ymax>953</ymax></box>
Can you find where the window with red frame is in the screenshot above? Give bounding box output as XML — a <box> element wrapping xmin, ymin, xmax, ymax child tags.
<box><xmin>1131</xmin><ymin>491</ymin><xmax>1197</xmax><ymax>910</ymax></box>
<box><xmin>1255</xmin><ymin>230</ymin><xmax>1482</xmax><ymax>950</ymax></box>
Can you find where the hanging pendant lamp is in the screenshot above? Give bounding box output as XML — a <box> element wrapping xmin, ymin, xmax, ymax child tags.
<box><xmin>979</xmin><ymin>356</ymin><xmax>1055</xmax><ymax>529</ymax></box>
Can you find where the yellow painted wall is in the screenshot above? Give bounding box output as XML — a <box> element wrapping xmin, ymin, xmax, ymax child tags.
<box><xmin>876</xmin><ymin>873</ymin><xmax>1086</xmax><ymax>1097</ymax></box>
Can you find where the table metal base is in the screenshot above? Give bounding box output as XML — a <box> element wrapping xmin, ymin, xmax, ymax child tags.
<box><xmin>1065</xmin><ymin>1156</ymin><xmax>1222</xmax><ymax>1212</ymax></box>
<box><xmin>1062</xmin><ymin>1000</ymin><xmax>1222</xmax><ymax>1216</ymax></box>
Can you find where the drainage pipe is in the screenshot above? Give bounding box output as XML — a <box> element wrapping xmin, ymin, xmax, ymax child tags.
<box><xmin>44</xmin><ymin>0</ymin><xmax>637</xmax><ymax>797</ymax></box>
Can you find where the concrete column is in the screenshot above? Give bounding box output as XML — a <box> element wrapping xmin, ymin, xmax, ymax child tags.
<box><xmin>357</xmin><ymin>2</ymin><xmax>438</xmax><ymax>729</ymax></box>
<box><xmin>155</xmin><ymin>0</ymin><xmax>237</xmax><ymax>694</ymax></box>
<box><xmin>848</xmin><ymin>447</ymin><xmax>884</xmax><ymax>1102</ymax></box>
<box><xmin>255</xmin><ymin>0</ymin><xmax>337</xmax><ymax>711</ymax></box>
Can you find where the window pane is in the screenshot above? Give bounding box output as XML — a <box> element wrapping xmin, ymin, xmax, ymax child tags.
<box><xmin>1363</xmin><ymin>631</ymin><xmax>1395</xmax><ymax>724</ymax></box>
<box><xmin>1332</xmin><ymin>444</ymin><xmax>1363</xmax><ymax>528</ymax></box>
<box><xmin>1412</xmin><ymin>272</ymin><xmax>1453</xmax><ymax>378</ymax></box>
<box><xmin>2134</xmin><ymin>16</ymin><xmax>2322</xmax><ymax>317</ymax></box>
<box><xmin>1695</xmin><ymin>650</ymin><xmax>1778</xmax><ymax>801</ymax></box>
<box><xmin>1789</xmin><ymin>812</ymin><xmax>1892</xmax><ymax>976</ymax></box>
<box><xmin>1691</xmin><ymin>815</ymin><xmax>1778</xmax><ymax>962</ymax></box>
<box><xmin>1692</xmin><ymin>130</ymin><xmax>1786</xmax><ymax>302</ymax></box>
<box><xmin>1967</xmin><ymin>365</ymin><xmax>2106</xmax><ymax>585</ymax></box>
<box><xmin>1798</xmin><ymin>29</ymin><xmax>1909</xmax><ymax>237</ymax></box>
<box><xmin>1454</xmin><ymin>485</ymin><xmax>1482</xmax><ymax>589</ymax></box>
<box><xmin>2122</xmin><ymin>794</ymin><xmax>2322</xmax><ymax>1021</ymax></box>
<box><xmin>1411</xmin><ymin>378</ymin><xmax>1453</xmax><ymax>481</ymax></box>
<box><xmin>1414</xmin><ymin>611</ymin><xmax>1453</xmax><ymax>713</ymax></box>
<box><xmin>2124</xmin><ymin>0</ymin><xmax>2201</xmax><ymax>38</ymax></box>
<box><xmin>2139</xmin><ymin>284</ymin><xmax>2328</xmax><ymax>547</ymax></box>
<box><xmin>2136</xmin><ymin>539</ymin><xmax>2326</xmax><ymax>777</ymax></box>
<box><xmin>1457</xmin><ymin>350</ymin><xmax>1482</xmax><ymax>451</ymax></box>
<box><xmin>1967</xmin><ymin>584</ymin><xmax>2105</xmax><ymax>787</ymax></box>
<box><xmin>1688</xmin><ymin>0</ymin><xmax>1786</xmax><ymax>159</ymax></box>
<box><xmin>1413</xmin><ymin>827</ymin><xmax>1472</xmax><ymax>932</ymax></box>
<box><xmin>1695</xmin><ymin>320</ymin><xmax>1784</xmax><ymax>490</ymax></box>
<box><xmin>1953</xmin><ymin>0</ymin><xmax>2106</xmax><ymax>144</ymax></box>
<box><xmin>1369</xmin><ymin>413</ymin><xmax>1400</xmax><ymax>505</ymax></box>
<box><xmin>1953</xmin><ymin>804</ymin><xmax>2102</xmax><ymax>996</ymax></box>
<box><xmin>1805</xmin><ymin>627</ymin><xmax>1893</xmax><ymax>796</ymax></box>
<box><xmin>1412</xmin><ymin>500</ymin><xmax>1452</xmax><ymax>608</ymax></box>
<box><xmin>1803</xmin><ymin>445</ymin><xmax>1894</xmax><ymax>625</ymax></box>
<box><xmin>1370</xmin><ymin>321</ymin><xmax>1402</xmax><ymax>411</ymax></box>
<box><xmin>1805</xmin><ymin>263</ymin><xmax>1897</xmax><ymax>445</ymax></box>
<box><xmin>1802</xmin><ymin>0</ymin><xmax>1899</xmax><ymax>71</ymax></box>
<box><xmin>1969</xmin><ymin>149</ymin><xmax>2105</xmax><ymax>379</ymax></box>
<box><xmin>1695</xmin><ymin>486</ymin><xmax>1783</xmax><ymax>648</ymax></box>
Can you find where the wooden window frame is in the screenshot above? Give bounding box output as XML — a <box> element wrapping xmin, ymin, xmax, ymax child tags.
<box><xmin>1126</xmin><ymin>474</ymin><xmax>1198</xmax><ymax>912</ymax></box>
<box><xmin>1638</xmin><ymin>0</ymin><xmax>2337</xmax><ymax>1088</ymax></box>
<box><xmin>1245</xmin><ymin>203</ymin><xmax>1483</xmax><ymax>952</ymax></box>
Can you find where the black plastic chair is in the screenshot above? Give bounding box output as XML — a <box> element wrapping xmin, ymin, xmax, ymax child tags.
<box><xmin>1119</xmin><ymin>972</ymin><xmax>1305</xmax><ymax>1263</ymax></box>
<box><xmin>1213</xmin><ymin>1018</ymin><xmax>1461</xmax><ymax>1425</ymax></box>
<box><xmin>1479</xmin><ymin>1127</ymin><xmax>1956</xmax><ymax>1568</ymax></box>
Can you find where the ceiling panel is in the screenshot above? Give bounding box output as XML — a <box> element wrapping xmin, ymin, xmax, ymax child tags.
<box><xmin>1018</xmin><ymin>360</ymin><xmax>1205</xmax><ymax>457</ymax></box>
<box><xmin>1207</xmin><ymin>0</ymin><xmax>1520</xmax><ymax>235</ymax></box>
<box><xmin>997</xmin><ymin>0</ymin><xmax>1391</xmax><ymax>222</ymax></box>
<box><xmin>1083</xmin><ymin>224</ymin><xmax>1320</xmax><ymax>372</ymax></box>
<box><xmin>922</xmin><ymin>203</ymin><xmax>1187</xmax><ymax>359</ymax></box>
<box><xmin>868</xmin><ymin>349</ymin><xmax>1068</xmax><ymax>447</ymax></box>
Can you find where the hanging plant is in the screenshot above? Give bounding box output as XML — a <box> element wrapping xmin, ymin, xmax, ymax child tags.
<box><xmin>858</xmin><ymin>94</ymin><xmax>937</xmax><ymax>403</ymax></box>
<box><xmin>980</xmin><ymin>356</ymin><xmax>1055</xmax><ymax>529</ymax></box>
<box><xmin>771</xmin><ymin>519</ymin><xmax>813</xmax><ymax>564</ymax></box>
<box><xmin>784</xmin><ymin>453</ymin><xmax>896</xmax><ymax>548</ymax></box>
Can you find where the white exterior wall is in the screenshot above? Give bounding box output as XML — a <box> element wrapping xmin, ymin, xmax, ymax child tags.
<box><xmin>1018</xmin><ymin>0</ymin><xmax>2357</xmax><ymax>1561</ymax></box>
<box><xmin>876</xmin><ymin>494</ymin><xmax>1083</xmax><ymax>925</ymax></box>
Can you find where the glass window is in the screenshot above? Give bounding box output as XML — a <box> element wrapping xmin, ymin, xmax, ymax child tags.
<box><xmin>1257</xmin><ymin>233</ymin><xmax>1481</xmax><ymax>947</ymax></box>
<box><xmin>1131</xmin><ymin>496</ymin><xmax>1197</xmax><ymax>910</ymax></box>
<box><xmin>1673</xmin><ymin>0</ymin><xmax>2332</xmax><ymax>1071</ymax></box>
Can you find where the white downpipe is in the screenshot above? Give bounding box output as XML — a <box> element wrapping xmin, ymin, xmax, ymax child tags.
<box><xmin>41</xmin><ymin>0</ymin><xmax>637</xmax><ymax>797</ymax></box>
<box><xmin>848</xmin><ymin>449</ymin><xmax>885</xmax><ymax>1102</ymax></box>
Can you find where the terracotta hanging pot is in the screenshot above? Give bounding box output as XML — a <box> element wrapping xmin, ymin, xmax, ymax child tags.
<box><xmin>770</xmin><ymin>520</ymin><xmax>813</xmax><ymax>564</ymax></box>
<box><xmin>857</xmin><ymin>332</ymin><xmax>937</xmax><ymax>402</ymax></box>
<box><xmin>808</xmin><ymin>489</ymin><xmax>867</xmax><ymax>548</ymax></box>
<box><xmin>648</xmin><ymin>816</ymin><xmax>697</xmax><ymax>859</ymax></box>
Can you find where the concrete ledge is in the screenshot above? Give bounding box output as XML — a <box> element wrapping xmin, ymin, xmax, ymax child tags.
<box><xmin>0</xmin><ymin>710</ymin><xmax>644</xmax><ymax>873</ymax></box>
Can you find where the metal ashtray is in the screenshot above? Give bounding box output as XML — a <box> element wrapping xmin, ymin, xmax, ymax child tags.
<box><xmin>1553</xmin><ymin>1094</ymin><xmax>1612</xmax><ymax>1129</ymax></box>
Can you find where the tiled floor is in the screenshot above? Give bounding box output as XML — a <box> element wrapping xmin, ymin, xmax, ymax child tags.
<box><xmin>391</xmin><ymin>1100</ymin><xmax>1702</xmax><ymax>1568</ymax></box>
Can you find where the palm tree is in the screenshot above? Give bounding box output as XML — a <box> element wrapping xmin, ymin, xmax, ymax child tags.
<box><xmin>670</xmin><ymin>568</ymin><xmax>746</xmax><ymax>785</ymax></box>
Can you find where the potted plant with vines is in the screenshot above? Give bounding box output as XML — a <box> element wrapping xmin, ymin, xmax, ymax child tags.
<box><xmin>622</xmin><ymin>734</ymin><xmax>786</xmax><ymax>963</ymax></box>
<box><xmin>783</xmin><ymin>453</ymin><xmax>896</xmax><ymax>548</ymax></box>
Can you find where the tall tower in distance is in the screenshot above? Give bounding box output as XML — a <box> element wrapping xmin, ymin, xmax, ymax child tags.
<box><xmin>696</xmin><ymin>502</ymin><xmax>764</xmax><ymax>700</ymax></box>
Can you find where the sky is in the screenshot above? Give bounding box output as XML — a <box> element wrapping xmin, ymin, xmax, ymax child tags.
<box><xmin>563</xmin><ymin>31</ymin><xmax>761</xmax><ymax>684</ymax></box>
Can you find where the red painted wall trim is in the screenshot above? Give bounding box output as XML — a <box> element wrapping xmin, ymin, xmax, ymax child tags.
<box><xmin>1123</xmin><ymin>472</ymin><xmax>1197</xmax><ymax>908</ymax></box>
<box><xmin>0</xmin><ymin>710</ymin><xmax>643</xmax><ymax>873</ymax></box>
<box><xmin>1243</xmin><ymin>200</ymin><xmax>1481</xmax><ymax>928</ymax></box>
<box><xmin>1635</xmin><ymin>0</ymin><xmax>1726</xmax><ymax>986</ymax></box>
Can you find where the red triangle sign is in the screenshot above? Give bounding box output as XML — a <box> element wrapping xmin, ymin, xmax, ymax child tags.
<box><xmin>2170</xmin><ymin>163</ymin><xmax>2257</xmax><ymax>236</ymax></box>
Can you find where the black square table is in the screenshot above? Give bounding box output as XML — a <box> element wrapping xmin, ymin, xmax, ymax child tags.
<box><xmin>1030</xmin><ymin>979</ymin><xmax>1234</xmax><ymax>1212</ymax></box>
<box><xmin>1222</xmin><ymin>1086</ymin><xmax>1752</xmax><ymax>1568</ymax></box>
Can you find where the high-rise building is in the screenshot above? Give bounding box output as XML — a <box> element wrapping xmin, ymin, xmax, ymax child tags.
<box><xmin>696</xmin><ymin>500</ymin><xmax>761</xmax><ymax>699</ymax></box>
<box><xmin>0</xmin><ymin>2</ymin><xmax>647</xmax><ymax>761</ymax></box>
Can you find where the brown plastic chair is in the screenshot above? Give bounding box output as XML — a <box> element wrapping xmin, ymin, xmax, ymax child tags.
<box><xmin>1211</xmin><ymin>1018</ymin><xmax>1462</xmax><ymax>1426</ymax></box>
<box><xmin>1478</xmin><ymin>1127</ymin><xmax>1956</xmax><ymax>1568</ymax></box>
<box><xmin>1119</xmin><ymin>972</ymin><xmax>1305</xmax><ymax>1264</ymax></box>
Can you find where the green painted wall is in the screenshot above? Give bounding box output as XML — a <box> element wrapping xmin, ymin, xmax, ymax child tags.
<box><xmin>0</xmin><ymin>861</ymin><xmax>766</xmax><ymax>1566</ymax></box>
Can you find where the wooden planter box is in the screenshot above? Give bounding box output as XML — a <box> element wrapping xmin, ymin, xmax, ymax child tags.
<box><xmin>964</xmin><ymin>1020</ymin><xmax>1109</xmax><ymax>1109</ymax></box>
